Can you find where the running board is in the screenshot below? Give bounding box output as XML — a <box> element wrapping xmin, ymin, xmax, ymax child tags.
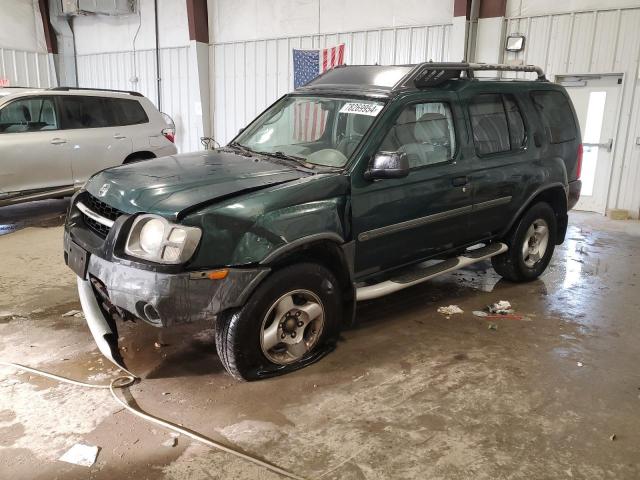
<box><xmin>356</xmin><ymin>242</ymin><xmax>508</xmax><ymax>301</ymax></box>
<box><xmin>0</xmin><ymin>185</ymin><xmax>76</xmax><ymax>207</ymax></box>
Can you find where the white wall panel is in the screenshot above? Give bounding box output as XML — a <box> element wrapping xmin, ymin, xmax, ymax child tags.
<box><xmin>76</xmin><ymin>47</ymin><xmax>199</xmax><ymax>153</ymax></box>
<box><xmin>0</xmin><ymin>48</ymin><xmax>55</xmax><ymax>88</ymax></box>
<box><xmin>73</xmin><ymin>0</ymin><xmax>189</xmax><ymax>55</ymax></box>
<box><xmin>211</xmin><ymin>23</ymin><xmax>451</xmax><ymax>146</ymax></box>
<box><xmin>210</xmin><ymin>0</ymin><xmax>453</xmax><ymax>44</ymax></box>
<box><xmin>0</xmin><ymin>0</ymin><xmax>47</xmax><ymax>52</ymax></box>
<box><xmin>505</xmin><ymin>7</ymin><xmax>640</xmax><ymax>217</ymax></box>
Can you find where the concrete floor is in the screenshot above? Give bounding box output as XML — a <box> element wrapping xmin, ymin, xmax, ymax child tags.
<box><xmin>0</xmin><ymin>205</ymin><xmax>639</xmax><ymax>479</ymax></box>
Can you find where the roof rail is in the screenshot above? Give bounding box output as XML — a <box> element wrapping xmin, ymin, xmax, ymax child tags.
<box><xmin>48</xmin><ymin>87</ymin><xmax>144</xmax><ymax>97</ymax></box>
<box><xmin>405</xmin><ymin>62</ymin><xmax>547</xmax><ymax>88</ymax></box>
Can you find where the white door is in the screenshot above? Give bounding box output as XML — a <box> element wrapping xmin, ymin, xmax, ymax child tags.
<box><xmin>0</xmin><ymin>95</ymin><xmax>73</xmax><ymax>194</ymax></box>
<box><xmin>560</xmin><ymin>75</ymin><xmax>622</xmax><ymax>214</ymax></box>
<box><xmin>58</xmin><ymin>95</ymin><xmax>133</xmax><ymax>188</ymax></box>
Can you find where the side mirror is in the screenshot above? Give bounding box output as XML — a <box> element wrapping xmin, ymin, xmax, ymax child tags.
<box><xmin>364</xmin><ymin>151</ymin><xmax>410</xmax><ymax>180</ymax></box>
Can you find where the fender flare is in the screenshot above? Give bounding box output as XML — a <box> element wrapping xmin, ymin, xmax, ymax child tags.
<box><xmin>258</xmin><ymin>232</ymin><xmax>357</xmax><ymax>325</ymax></box>
<box><xmin>501</xmin><ymin>182</ymin><xmax>568</xmax><ymax>237</ymax></box>
<box><xmin>259</xmin><ymin>232</ymin><xmax>347</xmax><ymax>265</ymax></box>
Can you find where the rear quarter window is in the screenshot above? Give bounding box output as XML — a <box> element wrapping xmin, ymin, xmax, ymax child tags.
<box><xmin>531</xmin><ymin>90</ymin><xmax>577</xmax><ymax>144</ymax></box>
<box><xmin>112</xmin><ymin>98</ymin><xmax>149</xmax><ymax>126</ymax></box>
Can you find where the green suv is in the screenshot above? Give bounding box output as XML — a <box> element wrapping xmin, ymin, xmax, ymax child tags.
<box><xmin>64</xmin><ymin>62</ymin><xmax>583</xmax><ymax>380</ymax></box>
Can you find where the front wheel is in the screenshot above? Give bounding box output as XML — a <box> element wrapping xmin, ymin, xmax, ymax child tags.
<box><xmin>492</xmin><ymin>202</ymin><xmax>557</xmax><ymax>282</ymax></box>
<box><xmin>215</xmin><ymin>263</ymin><xmax>342</xmax><ymax>381</ymax></box>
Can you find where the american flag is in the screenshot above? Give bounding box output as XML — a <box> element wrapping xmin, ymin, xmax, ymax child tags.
<box><xmin>292</xmin><ymin>44</ymin><xmax>345</xmax><ymax>142</ymax></box>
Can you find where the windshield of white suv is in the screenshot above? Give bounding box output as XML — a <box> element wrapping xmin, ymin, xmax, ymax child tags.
<box><xmin>233</xmin><ymin>96</ymin><xmax>385</xmax><ymax>167</ymax></box>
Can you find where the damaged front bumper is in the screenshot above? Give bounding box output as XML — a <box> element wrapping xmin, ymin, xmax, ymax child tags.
<box><xmin>77</xmin><ymin>252</ymin><xmax>268</xmax><ymax>327</ymax></box>
<box><xmin>65</xmin><ymin>231</ymin><xmax>269</xmax><ymax>371</ymax></box>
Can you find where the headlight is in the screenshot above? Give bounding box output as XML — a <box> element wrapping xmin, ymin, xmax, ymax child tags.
<box><xmin>125</xmin><ymin>215</ymin><xmax>202</xmax><ymax>264</ymax></box>
<box><xmin>139</xmin><ymin>218</ymin><xmax>165</xmax><ymax>254</ymax></box>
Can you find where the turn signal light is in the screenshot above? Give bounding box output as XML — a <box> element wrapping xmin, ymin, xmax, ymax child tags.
<box><xmin>208</xmin><ymin>269</ymin><xmax>229</xmax><ymax>280</ymax></box>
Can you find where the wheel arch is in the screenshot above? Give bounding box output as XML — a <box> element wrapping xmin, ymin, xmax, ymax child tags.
<box><xmin>259</xmin><ymin>234</ymin><xmax>356</xmax><ymax>325</ymax></box>
<box><xmin>502</xmin><ymin>183</ymin><xmax>569</xmax><ymax>245</ymax></box>
<box><xmin>124</xmin><ymin>151</ymin><xmax>156</xmax><ymax>163</ymax></box>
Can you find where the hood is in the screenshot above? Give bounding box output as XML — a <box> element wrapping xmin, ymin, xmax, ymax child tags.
<box><xmin>86</xmin><ymin>149</ymin><xmax>307</xmax><ymax>219</ymax></box>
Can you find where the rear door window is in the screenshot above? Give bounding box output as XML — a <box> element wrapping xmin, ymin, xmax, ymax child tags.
<box><xmin>531</xmin><ymin>90</ymin><xmax>577</xmax><ymax>143</ymax></box>
<box><xmin>60</xmin><ymin>96</ymin><xmax>113</xmax><ymax>129</ymax></box>
<box><xmin>469</xmin><ymin>93</ymin><xmax>528</xmax><ymax>155</ymax></box>
<box><xmin>469</xmin><ymin>94</ymin><xmax>510</xmax><ymax>155</ymax></box>
<box><xmin>504</xmin><ymin>95</ymin><xmax>526</xmax><ymax>149</ymax></box>
<box><xmin>0</xmin><ymin>97</ymin><xmax>58</xmax><ymax>133</ymax></box>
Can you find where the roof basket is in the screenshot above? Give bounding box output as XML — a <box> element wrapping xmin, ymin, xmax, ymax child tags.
<box><xmin>49</xmin><ymin>87</ymin><xmax>143</xmax><ymax>97</ymax></box>
<box><xmin>409</xmin><ymin>62</ymin><xmax>547</xmax><ymax>88</ymax></box>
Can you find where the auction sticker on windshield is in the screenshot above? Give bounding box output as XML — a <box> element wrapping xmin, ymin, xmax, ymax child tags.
<box><xmin>339</xmin><ymin>103</ymin><xmax>384</xmax><ymax>116</ymax></box>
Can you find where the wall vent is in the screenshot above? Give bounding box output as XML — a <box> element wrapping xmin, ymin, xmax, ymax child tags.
<box><xmin>62</xmin><ymin>0</ymin><xmax>137</xmax><ymax>16</ymax></box>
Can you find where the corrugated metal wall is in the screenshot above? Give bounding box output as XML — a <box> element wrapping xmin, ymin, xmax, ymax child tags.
<box><xmin>76</xmin><ymin>46</ymin><xmax>201</xmax><ymax>153</ymax></box>
<box><xmin>0</xmin><ymin>48</ymin><xmax>56</xmax><ymax>87</ymax></box>
<box><xmin>504</xmin><ymin>7</ymin><xmax>640</xmax><ymax>215</ymax></box>
<box><xmin>211</xmin><ymin>23</ymin><xmax>452</xmax><ymax>145</ymax></box>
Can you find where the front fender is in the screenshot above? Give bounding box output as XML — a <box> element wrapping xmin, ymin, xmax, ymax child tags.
<box><xmin>183</xmin><ymin>174</ymin><xmax>351</xmax><ymax>268</ymax></box>
<box><xmin>232</xmin><ymin>197</ymin><xmax>348</xmax><ymax>264</ymax></box>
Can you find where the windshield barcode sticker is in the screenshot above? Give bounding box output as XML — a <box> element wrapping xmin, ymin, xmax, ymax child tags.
<box><xmin>339</xmin><ymin>103</ymin><xmax>384</xmax><ymax>116</ymax></box>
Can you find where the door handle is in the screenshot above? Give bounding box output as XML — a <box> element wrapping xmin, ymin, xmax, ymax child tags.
<box><xmin>50</xmin><ymin>138</ymin><xmax>67</xmax><ymax>145</ymax></box>
<box><xmin>113</xmin><ymin>133</ymin><xmax>127</xmax><ymax>139</ymax></box>
<box><xmin>451</xmin><ymin>176</ymin><xmax>469</xmax><ymax>187</ymax></box>
<box><xmin>583</xmin><ymin>138</ymin><xmax>613</xmax><ymax>152</ymax></box>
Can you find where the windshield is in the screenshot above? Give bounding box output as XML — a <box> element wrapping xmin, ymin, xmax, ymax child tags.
<box><xmin>234</xmin><ymin>96</ymin><xmax>385</xmax><ymax>167</ymax></box>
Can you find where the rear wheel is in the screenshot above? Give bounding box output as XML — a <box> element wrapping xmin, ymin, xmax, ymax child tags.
<box><xmin>492</xmin><ymin>202</ymin><xmax>557</xmax><ymax>282</ymax></box>
<box><xmin>215</xmin><ymin>263</ymin><xmax>342</xmax><ymax>381</ymax></box>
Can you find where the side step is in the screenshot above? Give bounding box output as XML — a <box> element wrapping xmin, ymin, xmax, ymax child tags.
<box><xmin>356</xmin><ymin>242</ymin><xmax>508</xmax><ymax>301</ymax></box>
<box><xmin>0</xmin><ymin>185</ymin><xmax>76</xmax><ymax>207</ymax></box>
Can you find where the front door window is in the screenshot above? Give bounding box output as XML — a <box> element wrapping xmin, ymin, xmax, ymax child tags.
<box><xmin>378</xmin><ymin>102</ymin><xmax>456</xmax><ymax>168</ymax></box>
<box><xmin>0</xmin><ymin>97</ymin><xmax>58</xmax><ymax>133</ymax></box>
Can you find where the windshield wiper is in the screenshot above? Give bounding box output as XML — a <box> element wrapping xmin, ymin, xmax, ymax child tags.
<box><xmin>227</xmin><ymin>142</ymin><xmax>256</xmax><ymax>156</ymax></box>
<box><xmin>257</xmin><ymin>151</ymin><xmax>316</xmax><ymax>169</ymax></box>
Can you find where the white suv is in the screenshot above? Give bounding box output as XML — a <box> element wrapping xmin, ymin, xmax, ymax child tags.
<box><xmin>0</xmin><ymin>87</ymin><xmax>178</xmax><ymax>206</ymax></box>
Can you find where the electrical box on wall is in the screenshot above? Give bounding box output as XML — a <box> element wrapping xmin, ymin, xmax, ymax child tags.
<box><xmin>62</xmin><ymin>0</ymin><xmax>137</xmax><ymax>16</ymax></box>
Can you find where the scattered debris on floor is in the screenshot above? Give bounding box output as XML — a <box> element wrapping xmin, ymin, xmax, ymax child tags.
<box><xmin>59</xmin><ymin>443</ymin><xmax>100</xmax><ymax>467</ymax></box>
<box><xmin>162</xmin><ymin>437</ymin><xmax>178</xmax><ymax>447</ymax></box>
<box><xmin>488</xmin><ymin>323</ymin><xmax>498</xmax><ymax>331</ymax></box>
<box><xmin>610</xmin><ymin>434</ymin><xmax>617</xmax><ymax>441</ymax></box>
<box><xmin>154</xmin><ymin>341</ymin><xmax>168</xmax><ymax>349</ymax></box>
<box><xmin>476</xmin><ymin>300</ymin><xmax>526</xmax><ymax>320</ymax></box>
<box><xmin>61</xmin><ymin>310</ymin><xmax>82</xmax><ymax>318</ymax></box>
<box><xmin>488</xmin><ymin>300</ymin><xmax>514</xmax><ymax>315</ymax></box>
<box><xmin>437</xmin><ymin>305</ymin><xmax>464</xmax><ymax>315</ymax></box>
<box><xmin>577</xmin><ymin>362</ymin><xmax>584</xmax><ymax>367</ymax></box>
<box><xmin>162</xmin><ymin>433</ymin><xmax>180</xmax><ymax>447</ymax></box>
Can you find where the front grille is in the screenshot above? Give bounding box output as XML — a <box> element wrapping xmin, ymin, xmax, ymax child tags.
<box><xmin>84</xmin><ymin>215</ymin><xmax>111</xmax><ymax>238</ymax></box>
<box><xmin>80</xmin><ymin>194</ymin><xmax>124</xmax><ymax>239</ymax></box>
<box><xmin>86</xmin><ymin>194</ymin><xmax>122</xmax><ymax>222</ymax></box>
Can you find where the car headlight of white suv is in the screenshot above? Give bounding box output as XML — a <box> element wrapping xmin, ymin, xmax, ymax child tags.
<box><xmin>125</xmin><ymin>215</ymin><xmax>202</xmax><ymax>264</ymax></box>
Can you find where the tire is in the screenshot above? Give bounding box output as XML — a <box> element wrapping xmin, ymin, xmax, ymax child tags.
<box><xmin>491</xmin><ymin>202</ymin><xmax>557</xmax><ymax>282</ymax></box>
<box><xmin>215</xmin><ymin>263</ymin><xmax>342</xmax><ymax>381</ymax></box>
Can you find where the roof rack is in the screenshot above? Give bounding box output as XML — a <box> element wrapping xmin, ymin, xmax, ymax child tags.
<box><xmin>48</xmin><ymin>87</ymin><xmax>143</xmax><ymax>97</ymax></box>
<box><xmin>404</xmin><ymin>62</ymin><xmax>547</xmax><ymax>88</ymax></box>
